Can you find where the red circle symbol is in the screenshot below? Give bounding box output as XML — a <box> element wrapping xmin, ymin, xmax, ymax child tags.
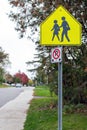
<box><xmin>53</xmin><ymin>48</ymin><xmax>60</xmax><ymax>59</ymax></box>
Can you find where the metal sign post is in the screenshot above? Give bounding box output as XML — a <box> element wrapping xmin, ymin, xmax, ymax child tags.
<box><xmin>51</xmin><ymin>47</ymin><xmax>62</xmax><ymax>130</ymax></box>
<box><xmin>58</xmin><ymin>47</ymin><xmax>62</xmax><ymax>130</ymax></box>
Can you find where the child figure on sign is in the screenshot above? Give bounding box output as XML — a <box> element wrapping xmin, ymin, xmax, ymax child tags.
<box><xmin>51</xmin><ymin>20</ymin><xmax>60</xmax><ymax>41</ymax></box>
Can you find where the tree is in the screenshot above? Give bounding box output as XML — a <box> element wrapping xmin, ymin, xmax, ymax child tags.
<box><xmin>28</xmin><ymin>79</ymin><xmax>34</xmax><ymax>86</ymax></box>
<box><xmin>21</xmin><ymin>73</ymin><xmax>29</xmax><ymax>85</ymax></box>
<box><xmin>0</xmin><ymin>47</ymin><xmax>10</xmax><ymax>84</ymax></box>
<box><xmin>4</xmin><ymin>73</ymin><xmax>13</xmax><ymax>84</ymax></box>
<box><xmin>0</xmin><ymin>47</ymin><xmax>9</xmax><ymax>68</ymax></box>
<box><xmin>0</xmin><ymin>68</ymin><xmax>5</xmax><ymax>84</ymax></box>
<box><xmin>63</xmin><ymin>45</ymin><xmax>87</xmax><ymax>104</ymax></box>
<box><xmin>14</xmin><ymin>72</ymin><xmax>29</xmax><ymax>85</ymax></box>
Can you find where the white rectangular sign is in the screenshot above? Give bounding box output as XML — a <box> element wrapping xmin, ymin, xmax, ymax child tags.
<box><xmin>51</xmin><ymin>47</ymin><xmax>62</xmax><ymax>63</ymax></box>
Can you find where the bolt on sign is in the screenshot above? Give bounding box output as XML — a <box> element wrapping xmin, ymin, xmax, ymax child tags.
<box><xmin>40</xmin><ymin>5</ymin><xmax>82</xmax><ymax>46</ymax></box>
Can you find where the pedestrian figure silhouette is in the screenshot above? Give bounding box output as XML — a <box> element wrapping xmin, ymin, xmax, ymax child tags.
<box><xmin>60</xmin><ymin>16</ymin><xmax>70</xmax><ymax>42</ymax></box>
<box><xmin>51</xmin><ymin>20</ymin><xmax>60</xmax><ymax>41</ymax></box>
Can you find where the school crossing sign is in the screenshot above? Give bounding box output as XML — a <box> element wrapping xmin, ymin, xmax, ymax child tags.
<box><xmin>40</xmin><ymin>5</ymin><xmax>82</xmax><ymax>46</ymax></box>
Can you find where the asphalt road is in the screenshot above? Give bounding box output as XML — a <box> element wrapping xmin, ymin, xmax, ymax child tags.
<box><xmin>0</xmin><ymin>87</ymin><xmax>23</xmax><ymax>107</ymax></box>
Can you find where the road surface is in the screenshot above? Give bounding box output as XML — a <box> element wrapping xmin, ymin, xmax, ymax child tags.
<box><xmin>0</xmin><ymin>87</ymin><xmax>23</xmax><ymax>107</ymax></box>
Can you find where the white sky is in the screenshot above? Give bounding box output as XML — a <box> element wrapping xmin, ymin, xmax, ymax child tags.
<box><xmin>0</xmin><ymin>1</ymin><xmax>37</xmax><ymax>79</ymax></box>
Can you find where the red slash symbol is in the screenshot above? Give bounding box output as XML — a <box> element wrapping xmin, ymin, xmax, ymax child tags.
<box><xmin>53</xmin><ymin>48</ymin><xmax>60</xmax><ymax>59</ymax></box>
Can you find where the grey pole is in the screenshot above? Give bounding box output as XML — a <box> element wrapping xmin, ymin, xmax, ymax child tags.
<box><xmin>58</xmin><ymin>47</ymin><xmax>62</xmax><ymax>130</ymax></box>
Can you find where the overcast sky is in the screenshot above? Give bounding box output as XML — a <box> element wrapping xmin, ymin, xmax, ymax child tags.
<box><xmin>0</xmin><ymin>1</ymin><xmax>37</xmax><ymax>78</ymax></box>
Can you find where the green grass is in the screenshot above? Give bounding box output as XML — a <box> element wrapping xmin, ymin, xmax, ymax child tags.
<box><xmin>0</xmin><ymin>84</ymin><xmax>9</xmax><ymax>88</ymax></box>
<box><xmin>24</xmin><ymin>98</ymin><xmax>58</xmax><ymax>130</ymax></box>
<box><xmin>63</xmin><ymin>114</ymin><xmax>87</xmax><ymax>130</ymax></box>
<box><xmin>34</xmin><ymin>86</ymin><xmax>51</xmax><ymax>97</ymax></box>
<box><xmin>23</xmin><ymin>86</ymin><xmax>87</xmax><ymax>130</ymax></box>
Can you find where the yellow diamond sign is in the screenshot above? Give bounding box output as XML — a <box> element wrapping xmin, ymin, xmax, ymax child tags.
<box><xmin>40</xmin><ymin>5</ymin><xmax>82</xmax><ymax>46</ymax></box>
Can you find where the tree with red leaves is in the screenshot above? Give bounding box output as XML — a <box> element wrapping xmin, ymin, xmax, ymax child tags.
<box><xmin>21</xmin><ymin>73</ymin><xmax>29</xmax><ymax>85</ymax></box>
<box><xmin>14</xmin><ymin>72</ymin><xmax>29</xmax><ymax>86</ymax></box>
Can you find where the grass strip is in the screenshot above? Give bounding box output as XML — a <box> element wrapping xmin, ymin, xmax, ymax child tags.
<box><xmin>24</xmin><ymin>98</ymin><xmax>57</xmax><ymax>130</ymax></box>
<box><xmin>34</xmin><ymin>85</ymin><xmax>56</xmax><ymax>97</ymax></box>
<box><xmin>24</xmin><ymin>86</ymin><xmax>87</xmax><ymax>130</ymax></box>
<box><xmin>34</xmin><ymin>87</ymin><xmax>51</xmax><ymax>97</ymax></box>
<box><xmin>0</xmin><ymin>84</ymin><xmax>9</xmax><ymax>88</ymax></box>
<box><xmin>24</xmin><ymin>97</ymin><xmax>87</xmax><ymax>130</ymax></box>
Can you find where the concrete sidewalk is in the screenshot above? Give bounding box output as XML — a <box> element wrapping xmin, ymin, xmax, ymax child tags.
<box><xmin>0</xmin><ymin>87</ymin><xmax>34</xmax><ymax>130</ymax></box>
